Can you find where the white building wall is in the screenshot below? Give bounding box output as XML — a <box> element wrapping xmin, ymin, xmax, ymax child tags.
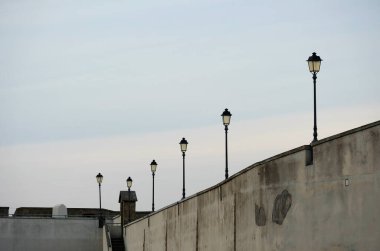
<box><xmin>0</xmin><ymin>217</ymin><xmax>102</xmax><ymax>251</ymax></box>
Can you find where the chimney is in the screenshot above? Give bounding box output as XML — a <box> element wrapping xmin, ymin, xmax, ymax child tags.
<box><xmin>0</xmin><ymin>207</ymin><xmax>9</xmax><ymax>217</ymax></box>
<box><xmin>119</xmin><ymin>190</ymin><xmax>137</xmax><ymax>226</ymax></box>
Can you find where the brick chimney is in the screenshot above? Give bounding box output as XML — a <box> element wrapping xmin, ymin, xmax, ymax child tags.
<box><xmin>119</xmin><ymin>191</ymin><xmax>137</xmax><ymax>226</ymax></box>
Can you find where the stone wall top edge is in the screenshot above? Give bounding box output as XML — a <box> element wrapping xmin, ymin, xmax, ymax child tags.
<box><xmin>312</xmin><ymin>120</ymin><xmax>380</xmax><ymax>146</ymax></box>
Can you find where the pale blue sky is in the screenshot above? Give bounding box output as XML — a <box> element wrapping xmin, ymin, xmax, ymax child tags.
<box><xmin>0</xmin><ymin>0</ymin><xmax>379</xmax><ymax>212</ymax></box>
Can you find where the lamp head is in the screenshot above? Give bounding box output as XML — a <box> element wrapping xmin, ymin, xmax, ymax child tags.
<box><xmin>96</xmin><ymin>173</ymin><xmax>103</xmax><ymax>184</ymax></box>
<box><xmin>126</xmin><ymin>176</ymin><xmax>133</xmax><ymax>189</ymax></box>
<box><xmin>179</xmin><ymin>138</ymin><xmax>188</xmax><ymax>153</ymax></box>
<box><xmin>307</xmin><ymin>52</ymin><xmax>322</xmax><ymax>73</ymax></box>
<box><xmin>150</xmin><ymin>160</ymin><xmax>158</xmax><ymax>173</ymax></box>
<box><xmin>221</xmin><ymin>108</ymin><xmax>232</xmax><ymax>126</ymax></box>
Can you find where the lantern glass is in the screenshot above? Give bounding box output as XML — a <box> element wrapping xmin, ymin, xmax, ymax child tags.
<box><xmin>96</xmin><ymin>173</ymin><xmax>103</xmax><ymax>184</ymax></box>
<box><xmin>307</xmin><ymin>52</ymin><xmax>322</xmax><ymax>73</ymax></box>
<box><xmin>221</xmin><ymin>108</ymin><xmax>232</xmax><ymax>126</ymax></box>
<box><xmin>127</xmin><ymin>177</ymin><xmax>133</xmax><ymax>189</ymax></box>
<box><xmin>151</xmin><ymin>160</ymin><xmax>157</xmax><ymax>173</ymax></box>
<box><xmin>179</xmin><ymin>138</ymin><xmax>188</xmax><ymax>153</ymax></box>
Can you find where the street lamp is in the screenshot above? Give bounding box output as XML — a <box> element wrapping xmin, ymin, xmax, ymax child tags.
<box><xmin>307</xmin><ymin>52</ymin><xmax>322</xmax><ymax>143</ymax></box>
<box><xmin>127</xmin><ymin>176</ymin><xmax>132</xmax><ymax>192</ymax></box>
<box><xmin>221</xmin><ymin>108</ymin><xmax>232</xmax><ymax>179</ymax></box>
<box><xmin>96</xmin><ymin>173</ymin><xmax>103</xmax><ymax>213</ymax></box>
<box><xmin>126</xmin><ymin>176</ymin><xmax>133</xmax><ymax>222</ymax></box>
<box><xmin>96</xmin><ymin>173</ymin><xmax>103</xmax><ymax>228</ymax></box>
<box><xmin>179</xmin><ymin>138</ymin><xmax>188</xmax><ymax>199</ymax></box>
<box><xmin>150</xmin><ymin>160</ymin><xmax>157</xmax><ymax>212</ymax></box>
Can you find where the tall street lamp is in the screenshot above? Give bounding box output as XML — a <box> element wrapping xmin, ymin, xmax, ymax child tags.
<box><xmin>126</xmin><ymin>176</ymin><xmax>133</xmax><ymax>222</ymax></box>
<box><xmin>221</xmin><ymin>108</ymin><xmax>232</xmax><ymax>179</ymax></box>
<box><xmin>150</xmin><ymin>160</ymin><xmax>157</xmax><ymax>212</ymax></box>
<box><xmin>307</xmin><ymin>52</ymin><xmax>322</xmax><ymax>143</ymax></box>
<box><xmin>96</xmin><ymin>173</ymin><xmax>103</xmax><ymax>215</ymax></box>
<box><xmin>96</xmin><ymin>173</ymin><xmax>104</xmax><ymax>228</ymax></box>
<box><xmin>179</xmin><ymin>138</ymin><xmax>188</xmax><ymax>199</ymax></box>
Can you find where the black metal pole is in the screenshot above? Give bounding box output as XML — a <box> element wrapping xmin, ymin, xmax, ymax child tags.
<box><xmin>182</xmin><ymin>152</ymin><xmax>186</xmax><ymax>199</ymax></box>
<box><xmin>152</xmin><ymin>173</ymin><xmax>155</xmax><ymax>212</ymax></box>
<box><xmin>312</xmin><ymin>73</ymin><xmax>318</xmax><ymax>143</ymax></box>
<box><xmin>122</xmin><ymin>201</ymin><xmax>124</xmax><ymax>232</ymax></box>
<box><xmin>128</xmin><ymin>187</ymin><xmax>130</xmax><ymax>223</ymax></box>
<box><xmin>225</xmin><ymin>125</ymin><xmax>229</xmax><ymax>179</ymax></box>
<box><xmin>98</xmin><ymin>184</ymin><xmax>101</xmax><ymax>214</ymax></box>
<box><xmin>98</xmin><ymin>183</ymin><xmax>103</xmax><ymax>228</ymax></box>
<box><xmin>121</xmin><ymin>201</ymin><xmax>123</xmax><ymax>235</ymax></box>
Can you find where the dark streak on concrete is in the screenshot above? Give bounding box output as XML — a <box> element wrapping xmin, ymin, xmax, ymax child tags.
<box><xmin>370</xmin><ymin>130</ymin><xmax>380</xmax><ymax>164</ymax></box>
<box><xmin>255</xmin><ymin>204</ymin><xmax>266</xmax><ymax>226</ymax></box>
<box><xmin>234</xmin><ymin>194</ymin><xmax>236</xmax><ymax>251</ymax></box>
<box><xmin>143</xmin><ymin>229</ymin><xmax>145</xmax><ymax>251</ymax></box>
<box><xmin>272</xmin><ymin>190</ymin><xmax>292</xmax><ymax>225</ymax></box>
<box><xmin>305</xmin><ymin>145</ymin><xmax>313</xmax><ymax>165</ymax></box>
<box><xmin>165</xmin><ymin>221</ymin><xmax>168</xmax><ymax>251</ymax></box>
<box><xmin>219</xmin><ymin>186</ymin><xmax>222</xmax><ymax>201</ymax></box>
<box><xmin>260</xmin><ymin>162</ymin><xmax>280</xmax><ymax>186</ymax></box>
<box><xmin>195</xmin><ymin>216</ymin><xmax>199</xmax><ymax>251</ymax></box>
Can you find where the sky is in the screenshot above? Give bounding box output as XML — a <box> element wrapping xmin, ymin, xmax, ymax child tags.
<box><xmin>0</xmin><ymin>0</ymin><xmax>379</xmax><ymax>213</ymax></box>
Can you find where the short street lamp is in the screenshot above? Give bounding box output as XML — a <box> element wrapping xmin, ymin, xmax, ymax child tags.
<box><xmin>127</xmin><ymin>176</ymin><xmax>133</xmax><ymax>192</ymax></box>
<box><xmin>126</xmin><ymin>176</ymin><xmax>133</xmax><ymax>222</ymax></box>
<box><xmin>150</xmin><ymin>160</ymin><xmax>157</xmax><ymax>212</ymax></box>
<box><xmin>96</xmin><ymin>173</ymin><xmax>103</xmax><ymax>214</ymax></box>
<box><xmin>179</xmin><ymin>138</ymin><xmax>188</xmax><ymax>199</ymax></box>
<box><xmin>221</xmin><ymin>108</ymin><xmax>232</xmax><ymax>179</ymax></box>
<box><xmin>307</xmin><ymin>52</ymin><xmax>322</xmax><ymax>143</ymax></box>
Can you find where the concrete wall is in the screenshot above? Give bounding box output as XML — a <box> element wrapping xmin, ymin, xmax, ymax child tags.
<box><xmin>103</xmin><ymin>225</ymin><xmax>112</xmax><ymax>251</ymax></box>
<box><xmin>0</xmin><ymin>217</ymin><xmax>103</xmax><ymax>251</ymax></box>
<box><xmin>124</xmin><ymin>121</ymin><xmax>380</xmax><ymax>251</ymax></box>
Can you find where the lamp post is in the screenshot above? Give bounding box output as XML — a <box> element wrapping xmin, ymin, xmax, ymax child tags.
<box><xmin>126</xmin><ymin>177</ymin><xmax>132</xmax><ymax>222</ymax></box>
<box><xmin>221</xmin><ymin>108</ymin><xmax>232</xmax><ymax>179</ymax></box>
<box><xmin>96</xmin><ymin>173</ymin><xmax>103</xmax><ymax>228</ymax></box>
<box><xmin>307</xmin><ymin>52</ymin><xmax>322</xmax><ymax>143</ymax></box>
<box><xmin>150</xmin><ymin>160</ymin><xmax>157</xmax><ymax>212</ymax></box>
<box><xmin>179</xmin><ymin>138</ymin><xmax>188</xmax><ymax>199</ymax></box>
<box><xmin>96</xmin><ymin>173</ymin><xmax>103</xmax><ymax>215</ymax></box>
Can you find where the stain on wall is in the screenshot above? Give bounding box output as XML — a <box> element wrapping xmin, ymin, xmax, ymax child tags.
<box><xmin>272</xmin><ymin>190</ymin><xmax>292</xmax><ymax>225</ymax></box>
<box><xmin>255</xmin><ymin>205</ymin><xmax>266</xmax><ymax>226</ymax></box>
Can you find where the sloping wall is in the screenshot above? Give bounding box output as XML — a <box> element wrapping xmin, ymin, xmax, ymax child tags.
<box><xmin>124</xmin><ymin>121</ymin><xmax>380</xmax><ymax>251</ymax></box>
<box><xmin>0</xmin><ymin>218</ymin><xmax>102</xmax><ymax>251</ymax></box>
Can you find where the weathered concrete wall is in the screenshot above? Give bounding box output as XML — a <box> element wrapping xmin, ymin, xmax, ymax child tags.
<box><xmin>103</xmin><ymin>225</ymin><xmax>111</xmax><ymax>251</ymax></box>
<box><xmin>0</xmin><ymin>217</ymin><xmax>103</xmax><ymax>251</ymax></box>
<box><xmin>125</xmin><ymin>121</ymin><xmax>380</xmax><ymax>251</ymax></box>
